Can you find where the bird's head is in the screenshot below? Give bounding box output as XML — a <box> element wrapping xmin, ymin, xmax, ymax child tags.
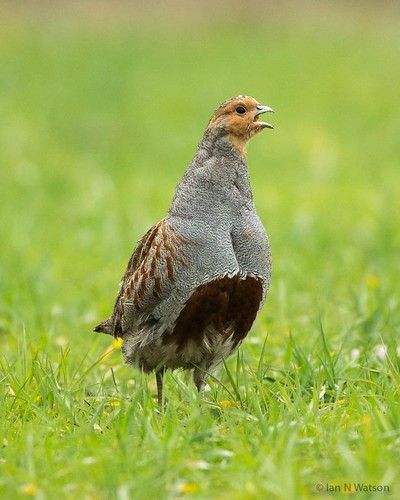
<box><xmin>207</xmin><ymin>96</ymin><xmax>274</xmax><ymax>155</ymax></box>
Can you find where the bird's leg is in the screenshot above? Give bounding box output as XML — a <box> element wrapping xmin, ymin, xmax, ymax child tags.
<box><xmin>156</xmin><ymin>368</ymin><xmax>165</xmax><ymax>410</ymax></box>
<box><xmin>193</xmin><ymin>367</ymin><xmax>207</xmax><ymax>393</ymax></box>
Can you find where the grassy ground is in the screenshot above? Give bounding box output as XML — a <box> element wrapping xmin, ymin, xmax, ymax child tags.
<box><xmin>1</xmin><ymin>9</ymin><xmax>400</xmax><ymax>499</ymax></box>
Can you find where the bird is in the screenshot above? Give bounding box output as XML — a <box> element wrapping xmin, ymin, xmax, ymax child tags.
<box><xmin>94</xmin><ymin>95</ymin><xmax>273</xmax><ymax>407</ymax></box>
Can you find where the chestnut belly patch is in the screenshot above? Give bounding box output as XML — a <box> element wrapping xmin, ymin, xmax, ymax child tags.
<box><xmin>165</xmin><ymin>275</ymin><xmax>263</xmax><ymax>349</ymax></box>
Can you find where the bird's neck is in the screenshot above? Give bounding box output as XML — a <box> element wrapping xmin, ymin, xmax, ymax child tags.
<box><xmin>197</xmin><ymin>127</ymin><xmax>248</xmax><ymax>159</ymax></box>
<box><xmin>168</xmin><ymin>129</ymin><xmax>254</xmax><ymax>220</ymax></box>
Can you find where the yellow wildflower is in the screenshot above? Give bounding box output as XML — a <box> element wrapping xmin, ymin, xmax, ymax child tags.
<box><xmin>113</xmin><ymin>338</ymin><xmax>123</xmax><ymax>349</ymax></box>
<box><xmin>367</xmin><ymin>275</ymin><xmax>379</xmax><ymax>289</ymax></box>
<box><xmin>100</xmin><ymin>337</ymin><xmax>123</xmax><ymax>364</ymax></box>
<box><xmin>219</xmin><ymin>399</ymin><xmax>235</xmax><ymax>408</ymax></box>
<box><xmin>20</xmin><ymin>484</ymin><xmax>38</xmax><ymax>496</ymax></box>
<box><xmin>177</xmin><ymin>482</ymin><xmax>200</xmax><ymax>494</ymax></box>
<box><xmin>362</xmin><ymin>415</ymin><xmax>371</xmax><ymax>428</ymax></box>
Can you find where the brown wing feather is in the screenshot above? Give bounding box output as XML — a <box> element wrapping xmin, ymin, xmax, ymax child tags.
<box><xmin>97</xmin><ymin>219</ymin><xmax>187</xmax><ymax>338</ymax></box>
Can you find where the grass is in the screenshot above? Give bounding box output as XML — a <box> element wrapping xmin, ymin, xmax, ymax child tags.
<box><xmin>1</xmin><ymin>10</ymin><xmax>400</xmax><ymax>499</ymax></box>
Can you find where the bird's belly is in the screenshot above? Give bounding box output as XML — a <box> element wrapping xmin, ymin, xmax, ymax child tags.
<box><xmin>122</xmin><ymin>274</ymin><xmax>263</xmax><ymax>371</ymax></box>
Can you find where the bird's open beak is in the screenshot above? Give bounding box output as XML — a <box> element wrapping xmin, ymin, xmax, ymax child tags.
<box><xmin>255</xmin><ymin>104</ymin><xmax>274</xmax><ymax>129</ymax></box>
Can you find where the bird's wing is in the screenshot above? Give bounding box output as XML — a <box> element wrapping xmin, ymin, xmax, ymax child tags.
<box><xmin>110</xmin><ymin>218</ymin><xmax>188</xmax><ymax>337</ymax></box>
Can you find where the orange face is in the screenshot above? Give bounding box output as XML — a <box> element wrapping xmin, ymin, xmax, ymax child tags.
<box><xmin>208</xmin><ymin>96</ymin><xmax>274</xmax><ymax>154</ymax></box>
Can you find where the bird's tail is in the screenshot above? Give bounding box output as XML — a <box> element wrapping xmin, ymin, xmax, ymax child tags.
<box><xmin>93</xmin><ymin>318</ymin><xmax>113</xmax><ymax>336</ymax></box>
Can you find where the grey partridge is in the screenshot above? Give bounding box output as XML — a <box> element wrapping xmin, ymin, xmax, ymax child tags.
<box><xmin>94</xmin><ymin>96</ymin><xmax>273</xmax><ymax>406</ymax></box>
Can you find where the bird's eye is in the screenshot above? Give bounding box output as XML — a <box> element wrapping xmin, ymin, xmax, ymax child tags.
<box><xmin>235</xmin><ymin>106</ymin><xmax>246</xmax><ymax>115</ymax></box>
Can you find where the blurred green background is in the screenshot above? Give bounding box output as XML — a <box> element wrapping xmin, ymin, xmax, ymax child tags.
<box><xmin>0</xmin><ymin>2</ymin><xmax>399</xmax><ymax>499</ymax></box>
